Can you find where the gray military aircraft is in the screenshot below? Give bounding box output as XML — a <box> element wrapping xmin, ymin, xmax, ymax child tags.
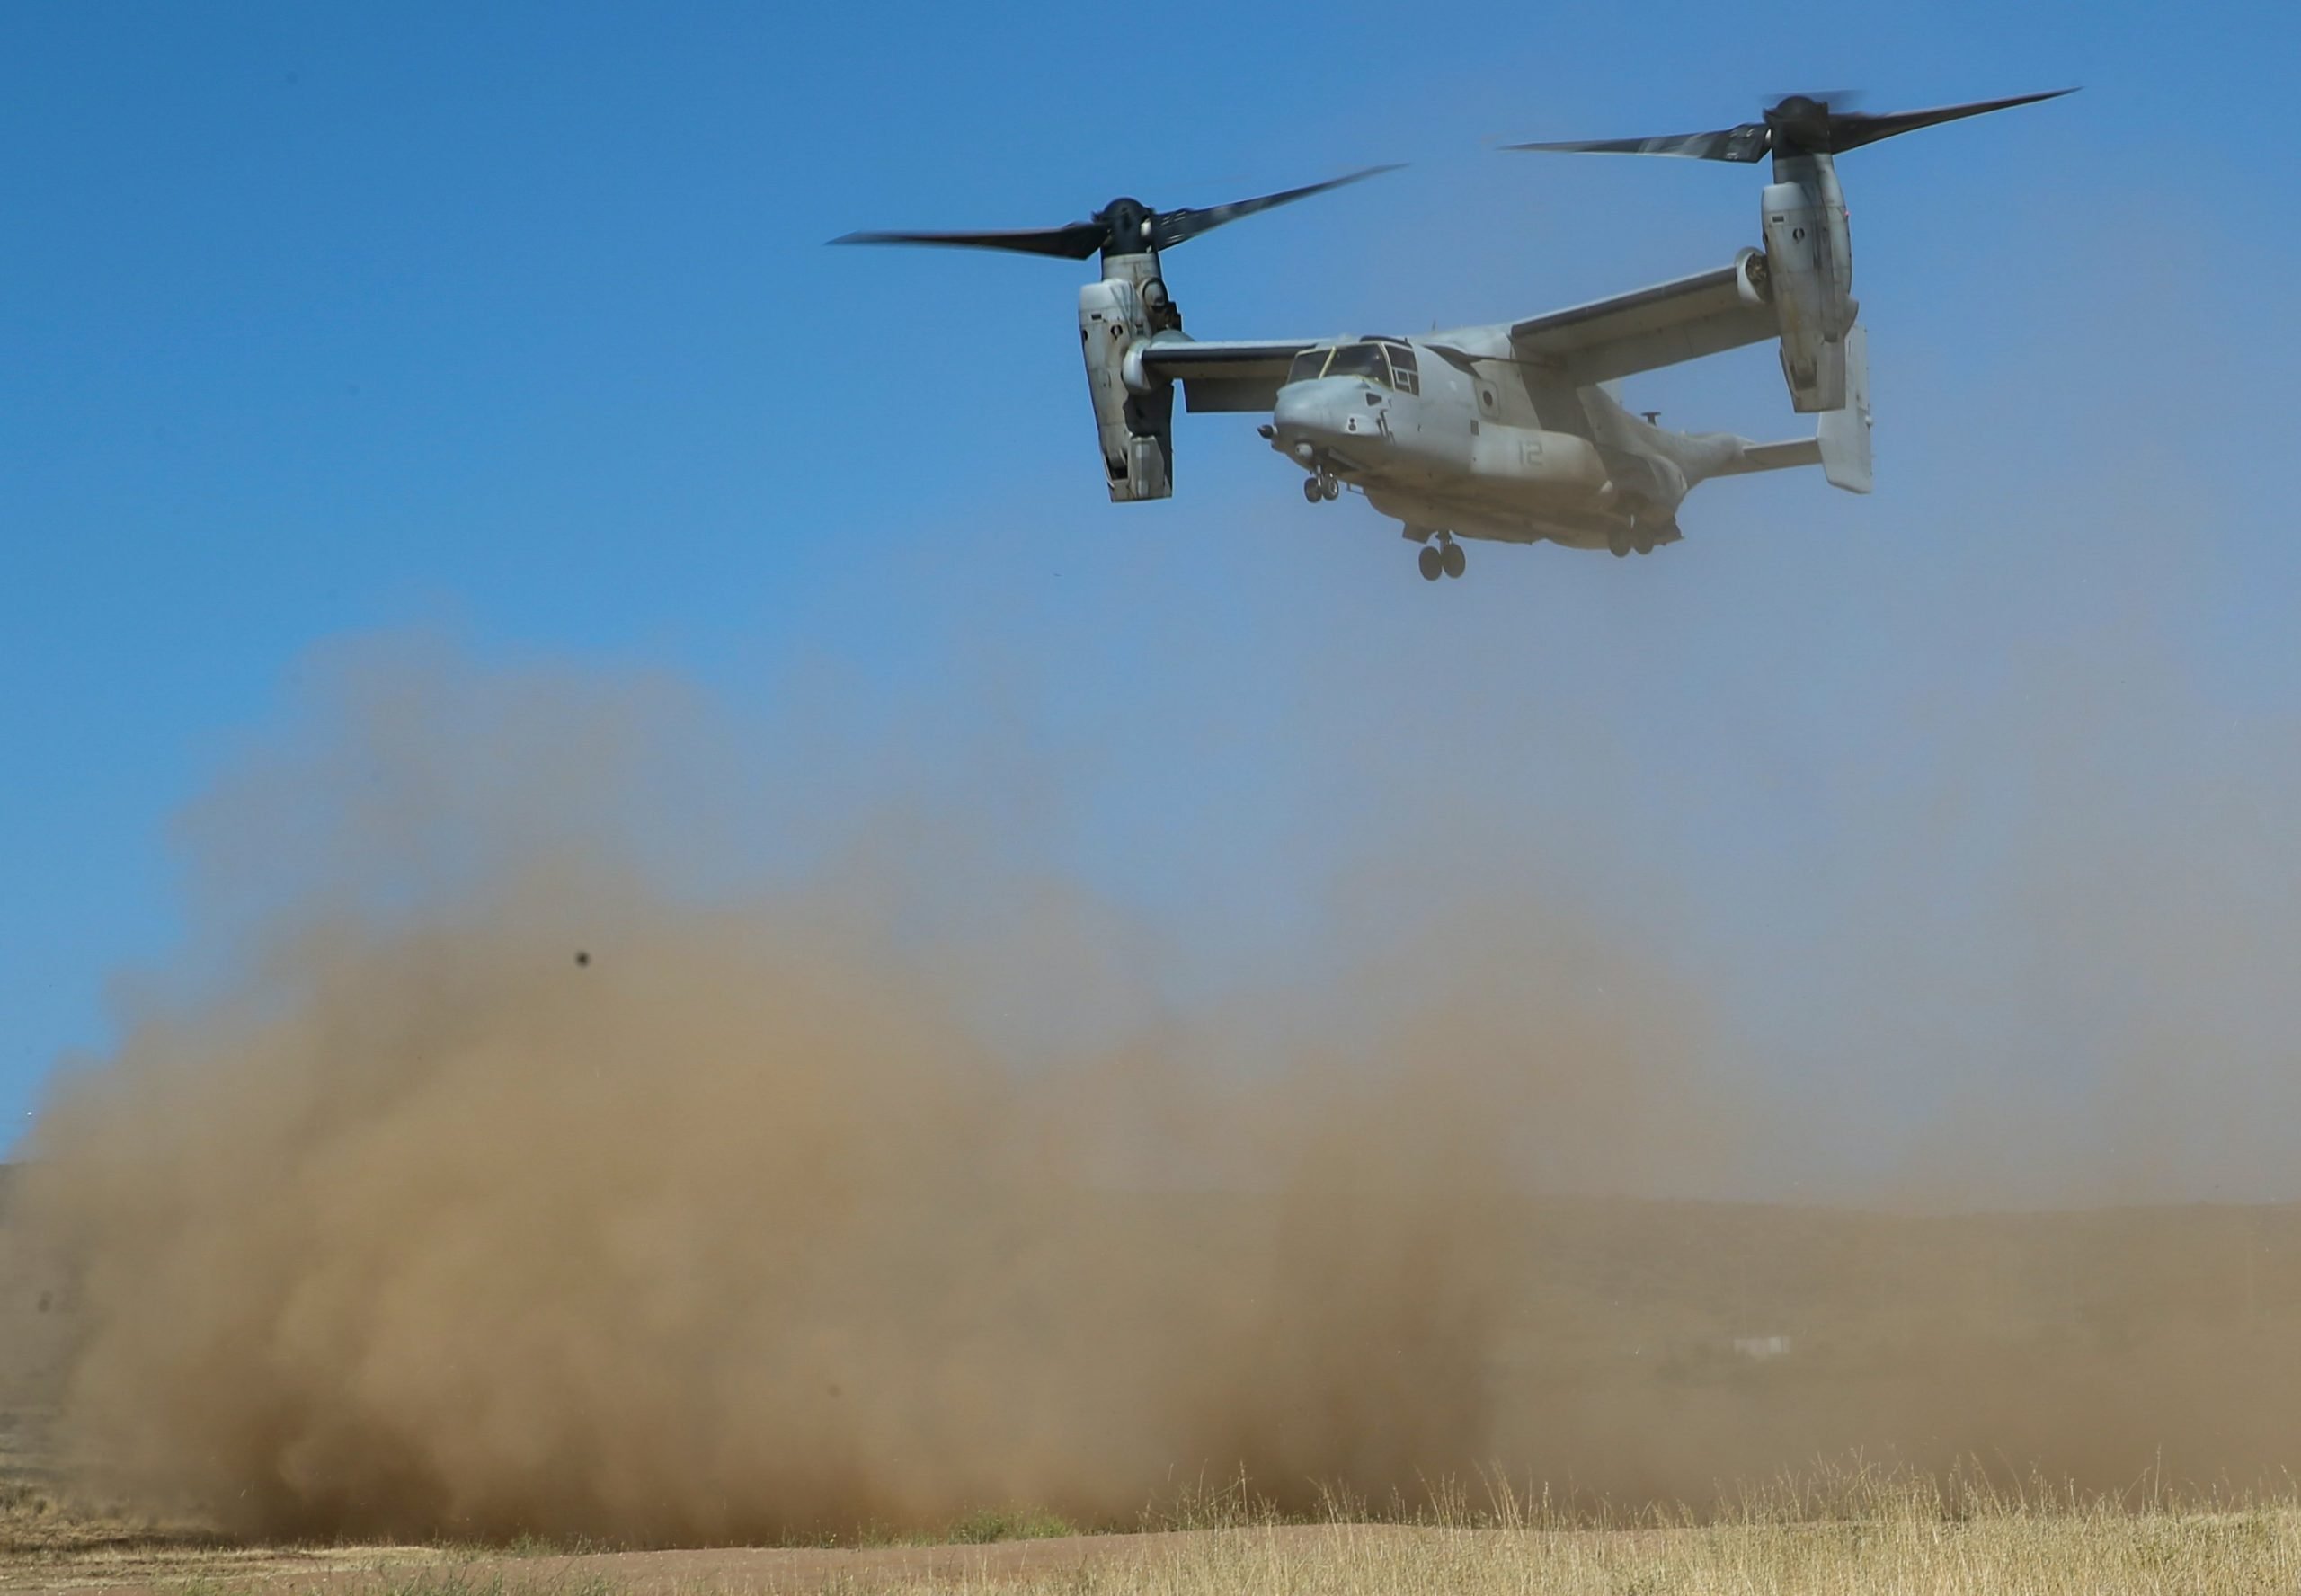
<box><xmin>837</xmin><ymin>90</ymin><xmax>2070</xmax><ymax>581</ymax></box>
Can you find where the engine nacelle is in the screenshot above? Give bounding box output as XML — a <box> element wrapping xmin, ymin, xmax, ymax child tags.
<box><xmin>1079</xmin><ymin>265</ymin><xmax>1173</xmax><ymax>501</ymax></box>
<box><xmin>1760</xmin><ymin>155</ymin><xmax>1857</xmax><ymax>413</ymax></box>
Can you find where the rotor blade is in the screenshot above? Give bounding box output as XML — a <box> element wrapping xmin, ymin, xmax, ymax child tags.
<box><xmin>1502</xmin><ymin>123</ymin><xmax>1772</xmax><ymax>163</ymax></box>
<box><xmin>829</xmin><ymin>223</ymin><xmax>1106</xmax><ymax>260</ymax></box>
<box><xmin>1825</xmin><ymin>88</ymin><xmax>2077</xmax><ymax>153</ymax></box>
<box><xmin>1149</xmin><ymin>164</ymin><xmax>1404</xmax><ymax>251</ymax></box>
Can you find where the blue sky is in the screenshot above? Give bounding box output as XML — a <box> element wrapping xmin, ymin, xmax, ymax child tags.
<box><xmin>4</xmin><ymin>2</ymin><xmax>2297</xmax><ymax>1186</ymax></box>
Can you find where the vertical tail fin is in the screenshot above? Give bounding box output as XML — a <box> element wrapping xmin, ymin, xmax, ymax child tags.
<box><xmin>1817</xmin><ymin>324</ymin><xmax>1872</xmax><ymax>493</ymax></box>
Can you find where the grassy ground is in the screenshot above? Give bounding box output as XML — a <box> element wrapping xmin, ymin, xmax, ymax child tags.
<box><xmin>979</xmin><ymin>1506</ymin><xmax>2300</xmax><ymax>1596</ymax></box>
<box><xmin>4</xmin><ymin>1469</ymin><xmax>2298</xmax><ymax>1595</ymax></box>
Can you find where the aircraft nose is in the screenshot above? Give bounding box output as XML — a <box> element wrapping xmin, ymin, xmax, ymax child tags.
<box><xmin>1272</xmin><ymin>379</ymin><xmax>1360</xmax><ymax>461</ymax></box>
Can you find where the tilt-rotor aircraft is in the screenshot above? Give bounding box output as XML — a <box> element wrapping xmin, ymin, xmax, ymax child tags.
<box><xmin>837</xmin><ymin>91</ymin><xmax>2070</xmax><ymax>581</ymax></box>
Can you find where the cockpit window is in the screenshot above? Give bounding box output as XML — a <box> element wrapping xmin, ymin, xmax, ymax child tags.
<box><xmin>1326</xmin><ymin>342</ymin><xmax>1390</xmax><ymax>386</ymax></box>
<box><xmin>1382</xmin><ymin>342</ymin><xmax>1420</xmax><ymax>396</ymax></box>
<box><xmin>1286</xmin><ymin>348</ymin><xmax>1331</xmax><ymax>384</ymax></box>
<box><xmin>1286</xmin><ymin>341</ymin><xmax>1415</xmax><ymax>391</ymax></box>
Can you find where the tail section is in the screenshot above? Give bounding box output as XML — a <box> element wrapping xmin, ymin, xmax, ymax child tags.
<box><xmin>1704</xmin><ymin>324</ymin><xmax>1871</xmax><ymax>493</ymax></box>
<box><xmin>1817</xmin><ymin>324</ymin><xmax>1871</xmax><ymax>493</ymax></box>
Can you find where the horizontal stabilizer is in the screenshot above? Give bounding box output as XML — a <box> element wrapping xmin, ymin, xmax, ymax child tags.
<box><xmin>1734</xmin><ymin>438</ymin><xmax>1823</xmax><ymax>474</ymax></box>
<box><xmin>1705</xmin><ymin>327</ymin><xmax>1869</xmax><ymax>491</ymax></box>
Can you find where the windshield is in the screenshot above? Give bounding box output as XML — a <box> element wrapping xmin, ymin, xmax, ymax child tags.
<box><xmin>1326</xmin><ymin>343</ymin><xmax>1390</xmax><ymax>387</ymax></box>
<box><xmin>1285</xmin><ymin>348</ymin><xmax>1331</xmax><ymax>384</ymax></box>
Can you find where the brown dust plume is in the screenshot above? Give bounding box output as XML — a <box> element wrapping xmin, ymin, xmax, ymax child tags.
<box><xmin>2</xmin><ymin>640</ymin><xmax>1727</xmax><ymax>1542</ymax></box>
<box><xmin>12</xmin><ymin>633</ymin><xmax>2301</xmax><ymax>1542</ymax></box>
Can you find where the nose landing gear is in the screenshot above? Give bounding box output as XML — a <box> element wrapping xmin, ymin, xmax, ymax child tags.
<box><xmin>1302</xmin><ymin>470</ymin><xmax>1342</xmax><ymax>503</ymax></box>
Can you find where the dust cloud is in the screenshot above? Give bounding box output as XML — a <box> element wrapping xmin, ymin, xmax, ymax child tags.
<box><xmin>1</xmin><ymin>639</ymin><xmax>1730</xmax><ymax>1541</ymax></box>
<box><xmin>8</xmin><ymin>621</ymin><xmax>2301</xmax><ymax>1542</ymax></box>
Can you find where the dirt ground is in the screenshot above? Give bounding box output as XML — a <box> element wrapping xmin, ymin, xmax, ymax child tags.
<box><xmin>7</xmin><ymin>1513</ymin><xmax>2299</xmax><ymax>1596</ymax></box>
<box><xmin>0</xmin><ymin>1530</ymin><xmax>1219</xmax><ymax>1596</ymax></box>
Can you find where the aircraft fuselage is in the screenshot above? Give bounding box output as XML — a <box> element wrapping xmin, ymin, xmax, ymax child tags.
<box><xmin>1266</xmin><ymin>341</ymin><xmax>1679</xmax><ymax>551</ymax></box>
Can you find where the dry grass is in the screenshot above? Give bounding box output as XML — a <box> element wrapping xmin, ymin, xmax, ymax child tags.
<box><xmin>991</xmin><ymin>1511</ymin><xmax>2300</xmax><ymax>1596</ymax></box>
<box><xmin>1053</xmin><ymin>1477</ymin><xmax>2301</xmax><ymax>1596</ymax></box>
<box><xmin>4</xmin><ymin>1467</ymin><xmax>2298</xmax><ymax>1595</ymax></box>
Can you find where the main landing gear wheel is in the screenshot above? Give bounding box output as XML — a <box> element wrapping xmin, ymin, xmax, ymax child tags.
<box><xmin>1417</xmin><ymin>545</ymin><xmax>1444</xmax><ymax>581</ymax></box>
<box><xmin>1441</xmin><ymin>540</ymin><xmax>1466</xmax><ymax>580</ymax></box>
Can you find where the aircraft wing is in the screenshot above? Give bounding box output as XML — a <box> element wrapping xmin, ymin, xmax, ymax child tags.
<box><xmin>1508</xmin><ymin>252</ymin><xmax>1776</xmax><ymax>384</ymax></box>
<box><xmin>1136</xmin><ymin>336</ymin><xmax>1319</xmax><ymax>413</ymax></box>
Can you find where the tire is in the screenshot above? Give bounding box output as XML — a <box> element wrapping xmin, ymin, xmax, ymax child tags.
<box><xmin>1302</xmin><ymin>476</ymin><xmax>1323</xmax><ymax>503</ymax></box>
<box><xmin>1441</xmin><ymin>542</ymin><xmax>1466</xmax><ymax>580</ymax></box>
<box><xmin>1323</xmin><ymin>477</ymin><xmax>1342</xmax><ymax>501</ymax></box>
<box><xmin>1417</xmin><ymin>545</ymin><xmax>1444</xmax><ymax>581</ymax></box>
